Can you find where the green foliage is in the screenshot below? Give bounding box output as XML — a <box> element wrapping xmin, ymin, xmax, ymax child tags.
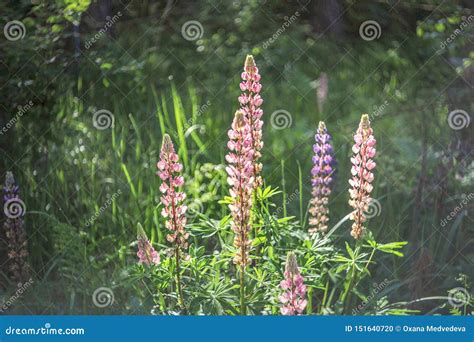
<box><xmin>1</xmin><ymin>0</ymin><xmax>471</xmax><ymax>316</ymax></box>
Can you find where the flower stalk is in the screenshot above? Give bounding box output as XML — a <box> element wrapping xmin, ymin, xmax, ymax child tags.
<box><xmin>226</xmin><ymin>110</ymin><xmax>254</xmax><ymax>314</ymax></box>
<box><xmin>136</xmin><ymin>223</ymin><xmax>160</xmax><ymax>266</ymax></box>
<box><xmin>157</xmin><ymin>134</ymin><xmax>188</xmax><ymax>312</ymax></box>
<box><xmin>348</xmin><ymin>114</ymin><xmax>377</xmax><ymax>239</ymax></box>
<box><xmin>279</xmin><ymin>252</ymin><xmax>307</xmax><ymax>315</ymax></box>
<box><xmin>309</xmin><ymin>121</ymin><xmax>335</xmax><ymax>235</ymax></box>
<box><xmin>3</xmin><ymin>171</ymin><xmax>29</xmax><ymax>283</ymax></box>
<box><xmin>238</xmin><ymin>55</ymin><xmax>264</xmax><ymax>189</ymax></box>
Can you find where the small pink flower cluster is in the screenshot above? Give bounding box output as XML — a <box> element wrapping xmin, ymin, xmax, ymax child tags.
<box><xmin>238</xmin><ymin>55</ymin><xmax>264</xmax><ymax>188</ymax></box>
<box><xmin>348</xmin><ymin>114</ymin><xmax>376</xmax><ymax>239</ymax></box>
<box><xmin>137</xmin><ymin>223</ymin><xmax>160</xmax><ymax>266</ymax></box>
<box><xmin>226</xmin><ymin>110</ymin><xmax>254</xmax><ymax>266</ymax></box>
<box><xmin>157</xmin><ymin>134</ymin><xmax>189</xmax><ymax>249</ymax></box>
<box><xmin>280</xmin><ymin>252</ymin><xmax>307</xmax><ymax>315</ymax></box>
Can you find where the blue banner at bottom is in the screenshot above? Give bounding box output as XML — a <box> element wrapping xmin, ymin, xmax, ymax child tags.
<box><xmin>0</xmin><ymin>315</ymin><xmax>472</xmax><ymax>341</ymax></box>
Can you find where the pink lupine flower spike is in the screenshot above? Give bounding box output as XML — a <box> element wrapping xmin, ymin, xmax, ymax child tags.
<box><xmin>137</xmin><ymin>223</ymin><xmax>160</xmax><ymax>266</ymax></box>
<box><xmin>157</xmin><ymin>134</ymin><xmax>188</xmax><ymax>312</ymax></box>
<box><xmin>280</xmin><ymin>252</ymin><xmax>307</xmax><ymax>315</ymax></box>
<box><xmin>348</xmin><ymin>114</ymin><xmax>376</xmax><ymax>240</ymax></box>
<box><xmin>239</xmin><ymin>55</ymin><xmax>264</xmax><ymax>188</ymax></box>
<box><xmin>226</xmin><ymin>110</ymin><xmax>254</xmax><ymax>314</ymax></box>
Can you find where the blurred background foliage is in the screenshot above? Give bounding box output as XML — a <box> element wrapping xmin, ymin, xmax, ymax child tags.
<box><xmin>0</xmin><ymin>0</ymin><xmax>472</xmax><ymax>314</ymax></box>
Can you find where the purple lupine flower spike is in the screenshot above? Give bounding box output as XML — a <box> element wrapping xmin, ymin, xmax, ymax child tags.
<box><xmin>3</xmin><ymin>171</ymin><xmax>29</xmax><ymax>282</ymax></box>
<box><xmin>137</xmin><ymin>223</ymin><xmax>160</xmax><ymax>266</ymax></box>
<box><xmin>279</xmin><ymin>252</ymin><xmax>307</xmax><ymax>315</ymax></box>
<box><xmin>309</xmin><ymin>121</ymin><xmax>335</xmax><ymax>235</ymax></box>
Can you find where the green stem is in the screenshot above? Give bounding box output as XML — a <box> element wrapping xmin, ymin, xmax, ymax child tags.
<box><xmin>240</xmin><ymin>263</ymin><xmax>246</xmax><ymax>315</ymax></box>
<box><xmin>175</xmin><ymin>246</ymin><xmax>187</xmax><ymax>314</ymax></box>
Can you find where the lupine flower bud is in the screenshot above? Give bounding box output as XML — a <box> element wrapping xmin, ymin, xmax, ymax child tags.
<box><xmin>136</xmin><ymin>223</ymin><xmax>160</xmax><ymax>266</ymax></box>
<box><xmin>279</xmin><ymin>252</ymin><xmax>307</xmax><ymax>315</ymax></box>
<box><xmin>3</xmin><ymin>171</ymin><xmax>29</xmax><ymax>282</ymax></box>
<box><xmin>348</xmin><ymin>114</ymin><xmax>376</xmax><ymax>239</ymax></box>
<box><xmin>157</xmin><ymin>134</ymin><xmax>189</xmax><ymax>250</ymax></box>
<box><xmin>309</xmin><ymin>121</ymin><xmax>335</xmax><ymax>235</ymax></box>
<box><xmin>226</xmin><ymin>110</ymin><xmax>254</xmax><ymax>266</ymax></box>
<box><xmin>239</xmin><ymin>55</ymin><xmax>264</xmax><ymax>189</ymax></box>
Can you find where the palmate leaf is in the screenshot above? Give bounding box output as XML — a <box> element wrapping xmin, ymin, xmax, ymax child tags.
<box><xmin>257</xmin><ymin>185</ymin><xmax>281</xmax><ymax>201</ymax></box>
<box><xmin>365</xmin><ymin>240</ymin><xmax>408</xmax><ymax>257</ymax></box>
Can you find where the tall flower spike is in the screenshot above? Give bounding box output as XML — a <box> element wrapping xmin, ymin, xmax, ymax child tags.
<box><xmin>239</xmin><ymin>55</ymin><xmax>264</xmax><ymax>189</ymax></box>
<box><xmin>157</xmin><ymin>134</ymin><xmax>188</xmax><ymax>250</ymax></box>
<box><xmin>3</xmin><ymin>171</ymin><xmax>29</xmax><ymax>282</ymax></box>
<box><xmin>309</xmin><ymin>121</ymin><xmax>335</xmax><ymax>235</ymax></box>
<box><xmin>226</xmin><ymin>110</ymin><xmax>254</xmax><ymax>266</ymax></box>
<box><xmin>348</xmin><ymin>114</ymin><xmax>376</xmax><ymax>239</ymax></box>
<box><xmin>279</xmin><ymin>252</ymin><xmax>307</xmax><ymax>315</ymax></box>
<box><xmin>136</xmin><ymin>223</ymin><xmax>160</xmax><ymax>266</ymax></box>
<box><xmin>157</xmin><ymin>134</ymin><xmax>188</xmax><ymax>311</ymax></box>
